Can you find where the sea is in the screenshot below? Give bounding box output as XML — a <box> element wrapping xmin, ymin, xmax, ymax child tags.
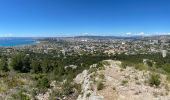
<box><xmin>0</xmin><ymin>38</ymin><xmax>36</xmax><ymax>47</ymax></box>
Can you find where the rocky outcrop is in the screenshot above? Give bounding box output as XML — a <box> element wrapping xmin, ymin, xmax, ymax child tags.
<box><xmin>75</xmin><ymin>60</ymin><xmax>170</xmax><ymax>100</ymax></box>
<box><xmin>74</xmin><ymin>68</ymin><xmax>104</xmax><ymax>100</ymax></box>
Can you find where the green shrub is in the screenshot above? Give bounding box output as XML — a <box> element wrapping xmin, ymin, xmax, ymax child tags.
<box><xmin>99</xmin><ymin>74</ymin><xmax>105</xmax><ymax>80</ymax></box>
<box><xmin>86</xmin><ymin>93</ymin><xmax>91</xmax><ymax>97</ymax></box>
<box><xmin>96</xmin><ymin>61</ymin><xmax>106</xmax><ymax>70</ymax></box>
<box><xmin>149</xmin><ymin>73</ymin><xmax>161</xmax><ymax>87</ymax></box>
<box><xmin>62</xmin><ymin>80</ymin><xmax>74</xmax><ymax>95</ymax></box>
<box><xmin>88</xmin><ymin>67</ymin><xmax>97</xmax><ymax>73</ymax></box>
<box><xmin>4</xmin><ymin>78</ymin><xmax>24</xmax><ymax>89</ymax></box>
<box><xmin>166</xmin><ymin>75</ymin><xmax>170</xmax><ymax>82</ymax></box>
<box><xmin>121</xmin><ymin>62</ymin><xmax>129</xmax><ymax>68</ymax></box>
<box><xmin>11</xmin><ymin>90</ymin><xmax>31</xmax><ymax>100</ymax></box>
<box><xmin>102</xmin><ymin>61</ymin><xmax>110</xmax><ymax>66</ymax></box>
<box><xmin>37</xmin><ymin>77</ymin><xmax>50</xmax><ymax>93</ymax></box>
<box><xmin>0</xmin><ymin>57</ymin><xmax>9</xmax><ymax>72</ymax></box>
<box><xmin>97</xmin><ymin>81</ymin><xmax>104</xmax><ymax>90</ymax></box>
<box><xmin>74</xmin><ymin>83</ymin><xmax>81</xmax><ymax>94</ymax></box>
<box><xmin>112</xmin><ymin>86</ymin><xmax>116</xmax><ymax>90</ymax></box>
<box><xmin>134</xmin><ymin>63</ymin><xmax>146</xmax><ymax>71</ymax></box>
<box><xmin>146</xmin><ymin>60</ymin><xmax>153</xmax><ymax>67</ymax></box>
<box><xmin>121</xmin><ymin>80</ymin><xmax>128</xmax><ymax>86</ymax></box>
<box><xmin>30</xmin><ymin>60</ymin><xmax>42</xmax><ymax>73</ymax></box>
<box><xmin>10</xmin><ymin>53</ymin><xmax>31</xmax><ymax>73</ymax></box>
<box><xmin>162</xmin><ymin>64</ymin><xmax>170</xmax><ymax>73</ymax></box>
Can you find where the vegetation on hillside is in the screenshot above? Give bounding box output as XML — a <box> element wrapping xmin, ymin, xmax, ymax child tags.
<box><xmin>0</xmin><ymin>51</ymin><xmax>170</xmax><ymax>99</ymax></box>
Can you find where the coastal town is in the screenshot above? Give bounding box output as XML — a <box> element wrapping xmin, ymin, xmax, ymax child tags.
<box><xmin>1</xmin><ymin>36</ymin><xmax>169</xmax><ymax>57</ymax></box>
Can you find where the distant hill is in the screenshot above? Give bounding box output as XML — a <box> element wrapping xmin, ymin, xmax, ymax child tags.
<box><xmin>74</xmin><ymin>35</ymin><xmax>144</xmax><ymax>40</ymax></box>
<box><xmin>142</xmin><ymin>35</ymin><xmax>170</xmax><ymax>40</ymax></box>
<box><xmin>1</xmin><ymin>35</ymin><xmax>170</xmax><ymax>40</ymax></box>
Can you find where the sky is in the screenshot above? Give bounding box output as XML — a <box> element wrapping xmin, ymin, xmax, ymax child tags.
<box><xmin>0</xmin><ymin>0</ymin><xmax>170</xmax><ymax>37</ymax></box>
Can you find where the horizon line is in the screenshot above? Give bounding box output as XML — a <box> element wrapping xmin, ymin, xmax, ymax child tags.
<box><xmin>0</xmin><ymin>34</ymin><xmax>169</xmax><ymax>38</ymax></box>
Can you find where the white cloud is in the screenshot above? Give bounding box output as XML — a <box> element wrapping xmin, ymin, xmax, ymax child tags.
<box><xmin>151</xmin><ymin>32</ymin><xmax>170</xmax><ymax>35</ymax></box>
<box><xmin>0</xmin><ymin>33</ymin><xmax>13</xmax><ymax>37</ymax></box>
<box><xmin>126</xmin><ymin>32</ymin><xmax>132</xmax><ymax>35</ymax></box>
<box><xmin>137</xmin><ymin>32</ymin><xmax>145</xmax><ymax>35</ymax></box>
<box><xmin>124</xmin><ymin>32</ymin><xmax>145</xmax><ymax>36</ymax></box>
<box><xmin>82</xmin><ymin>33</ymin><xmax>89</xmax><ymax>35</ymax></box>
<box><xmin>123</xmin><ymin>32</ymin><xmax>170</xmax><ymax>36</ymax></box>
<box><xmin>81</xmin><ymin>33</ymin><xmax>98</xmax><ymax>36</ymax></box>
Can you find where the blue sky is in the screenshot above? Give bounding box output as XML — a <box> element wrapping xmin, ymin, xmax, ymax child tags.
<box><xmin>0</xmin><ymin>0</ymin><xmax>170</xmax><ymax>37</ymax></box>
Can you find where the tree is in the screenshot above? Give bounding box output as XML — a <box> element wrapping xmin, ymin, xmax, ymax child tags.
<box><xmin>41</xmin><ymin>59</ymin><xmax>51</xmax><ymax>73</ymax></box>
<box><xmin>22</xmin><ymin>55</ymin><xmax>31</xmax><ymax>72</ymax></box>
<box><xmin>30</xmin><ymin>60</ymin><xmax>41</xmax><ymax>73</ymax></box>
<box><xmin>10</xmin><ymin>54</ymin><xmax>24</xmax><ymax>72</ymax></box>
<box><xmin>0</xmin><ymin>57</ymin><xmax>8</xmax><ymax>72</ymax></box>
<box><xmin>10</xmin><ymin>53</ymin><xmax>31</xmax><ymax>72</ymax></box>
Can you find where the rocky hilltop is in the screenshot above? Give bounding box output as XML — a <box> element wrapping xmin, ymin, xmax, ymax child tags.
<box><xmin>74</xmin><ymin>60</ymin><xmax>170</xmax><ymax>100</ymax></box>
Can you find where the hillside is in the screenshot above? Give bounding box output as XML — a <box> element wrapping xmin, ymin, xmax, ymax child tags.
<box><xmin>74</xmin><ymin>60</ymin><xmax>170</xmax><ymax>100</ymax></box>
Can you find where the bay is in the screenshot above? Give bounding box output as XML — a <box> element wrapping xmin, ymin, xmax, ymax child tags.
<box><xmin>0</xmin><ymin>38</ymin><xmax>36</xmax><ymax>47</ymax></box>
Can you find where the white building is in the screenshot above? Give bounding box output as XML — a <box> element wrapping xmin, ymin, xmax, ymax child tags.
<box><xmin>162</xmin><ymin>50</ymin><xmax>167</xmax><ymax>58</ymax></box>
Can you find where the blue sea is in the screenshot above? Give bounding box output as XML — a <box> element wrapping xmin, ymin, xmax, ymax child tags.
<box><xmin>0</xmin><ymin>38</ymin><xmax>36</xmax><ymax>47</ymax></box>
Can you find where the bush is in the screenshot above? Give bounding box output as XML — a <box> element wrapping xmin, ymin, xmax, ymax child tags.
<box><xmin>112</xmin><ymin>86</ymin><xmax>116</xmax><ymax>90</ymax></box>
<box><xmin>121</xmin><ymin>80</ymin><xmax>128</xmax><ymax>86</ymax></box>
<box><xmin>162</xmin><ymin>64</ymin><xmax>170</xmax><ymax>73</ymax></box>
<box><xmin>134</xmin><ymin>63</ymin><xmax>146</xmax><ymax>71</ymax></box>
<box><xmin>86</xmin><ymin>93</ymin><xmax>91</xmax><ymax>97</ymax></box>
<box><xmin>96</xmin><ymin>62</ymin><xmax>104</xmax><ymax>68</ymax></box>
<box><xmin>10</xmin><ymin>53</ymin><xmax>31</xmax><ymax>73</ymax></box>
<box><xmin>74</xmin><ymin>83</ymin><xmax>81</xmax><ymax>94</ymax></box>
<box><xmin>166</xmin><ymin>75</ymin><xmax>170</xmax><ymax>82</ymax></box>
<box><xmin>121</xmin><ymin>61</ymin><xmax>138</xmax><ymax>69</ymax></box>
<box><xmin>88</xmin><ymin>67</ymin><xmax>97</xmax><ymax>73</ymax></box>
<box><xmin>30</xmin><ymin>60</ymin><xmax>42</xmax><ymax>73</ymax></box>
<box><xmin>97</xmin><ymin>81</ymin><xmax>104</xmax><ymax>90</ymax></box>
<box><xmin>62</xmin><ymin>80</ymin><xmax>75</xmax><ymax>95</ymax></box>
<box><xmin>99</xmin><ymin>74</ymin><xmax>105</xmax><ymax>80</ymax></box>
<box><xmin>149</xmin><ymin>73</ymin><xmax>161</xmax><ymax>87</ymax></box>
<box><xmin>0</xmin><ymin>57</ymin><xmax>8</xmax><ymax>72</ymax></box>
<box><xmin>11</xmin><ymin>90</ymin><xmax>30</xmax><ymax>100</ymax></box>
<box><xmin>37</xmin><ymin>77</ymin><xmax>50</xmax><ymax>93</ymax></box>
<box><xmin>121</xmin><ymin>62</ymin><xmax>129</xmax><ymax>68</ymax></box>
<box><xmin>102</xmin><ymin>61</ymin><xmax>110</xmax><ymax>66</ymax></box>
<box><xmin>10</xmin><ymin>54</ymin><xmax>24</xmax><ymax>71</ymax></box>
<box><xmin>146</xmin><ymin>60</ymin><xmax>153</xmax><ymax>67</ymax></box>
